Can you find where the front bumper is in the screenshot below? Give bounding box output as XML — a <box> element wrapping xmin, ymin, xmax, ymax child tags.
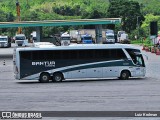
<box><xmin>0</xmin><ymin>43</ymin><xmax>8</xmax><ymax>47</ymax></box>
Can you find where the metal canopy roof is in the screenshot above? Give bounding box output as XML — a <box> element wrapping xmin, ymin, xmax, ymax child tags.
<box><xmin>0</xmin><ymin>18</ymin><xmax>121</xmax><ymax>28</ymax></box>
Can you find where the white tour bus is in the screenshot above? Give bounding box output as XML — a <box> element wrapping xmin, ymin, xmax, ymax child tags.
<box><xmin>13</xmin><ymin>44</ymin><xmax>146</xmax><ymax>83</ymax></box>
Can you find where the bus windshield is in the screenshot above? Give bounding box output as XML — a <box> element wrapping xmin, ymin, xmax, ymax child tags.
<box><xmin>134</xmin><ymin>54</ymin><xmax>145</xmax><ymax>67</ymax></box>
<box><xmin>106</xmin><ymin>36</ymin><xmax>114</xmax><ymax>39</ymax></box>
<box><xmin>0</xmin><ymin>38</ymin><xmax>7</xmax><ymax>41</ymax></box>
<box><xmin>15</xmin><ymin>36</ymin><xmax>25</xmax><ymax>40</ymax></box>
<box><xmin>125</xmin><ymin>48</ymin><xmax>145</xmax><ymax>67</ymax></box>
<box><xmin>106</xmin><ymin>30</ymin><xmax>114</xmax><ymax>34</ymax></box>
<box><xmin>61</xmin><ymin>37</ymin><xmax>70</xmax><ymax>40</ymax></box>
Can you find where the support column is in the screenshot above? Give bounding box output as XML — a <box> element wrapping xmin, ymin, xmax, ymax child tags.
<box><xmin>95</xmin><ymin>24</ymin><xmax>102</xmax><ymax>44</ymax></box>
<box><xmin>99</xmin><ymin>24</ymin><xmax>102</xmax><ymax>44</ymax></box>
<box><xmin>95</xmin><ymin>25</ymin><xmax>99</xmax><ymax>44</ymax></box>
<box><xmin>36</xmin><ymin>26</ymin><xmax>42</xmax><ymax>42</ymax></box>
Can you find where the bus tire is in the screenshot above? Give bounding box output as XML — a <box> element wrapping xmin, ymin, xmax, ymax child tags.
<box><xmin>39</xmin><ymin>73</ymin><xmax>50</xmax><ymax>83</ymax></box>
<box><xmin>120</xmin><ymin>70</ymin><xmax>130</xmax><ymax>80</ymax></box>
<box><xmin>52</xmin><ymin>72</ymin><xmax>63</xmax><ymax>82</ymax></box>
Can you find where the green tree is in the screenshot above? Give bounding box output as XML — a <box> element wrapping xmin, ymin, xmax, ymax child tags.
<box><xmin>141</xmin><ymin>14</ymin><xmax>160</xmax><ymax>37</ymax></box>
<box><xmin>0</xmin><ymin>10</ymin><xmax>7</xmax><ymax>34</ymax></box>
<box><xmin>108</xmin><ymin>0</ymin><xmax>145</xmax><ymax>33</ymax></box>
<box><xmin>22</xmin><ymin>11</ymin><xmax>39</xmax><ymax>21</ymax></box>
<box><xmin>6</xmin><ymin>12</ymin><xmax>15</xmax><ymax>22</ymax></box>
<box><xmin>0</xmin><ymin>10</ymin><xmax>7</xmax><ymax>22</ymax></box>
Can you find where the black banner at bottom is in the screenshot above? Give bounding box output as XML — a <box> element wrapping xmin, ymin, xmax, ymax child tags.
<box><xmin>0</xmin><ymin>111</ymin><xmax>160</xmax><ymax>119</ymax></box>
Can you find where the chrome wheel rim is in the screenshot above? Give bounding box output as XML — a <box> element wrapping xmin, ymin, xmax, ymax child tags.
<box><xmin>122</xmin><ymin>73</ymin><xmax>127</xmax><ymax>78</ymax></box>
<box><xmin>55</xmin><ymin>76</ymin><xmax>61</xmax><ymax>81</ymax></box>
<box><xmin>42</xmin><ymin>75</ymin><xmax>48</xmax><ymax>81</ymax></box>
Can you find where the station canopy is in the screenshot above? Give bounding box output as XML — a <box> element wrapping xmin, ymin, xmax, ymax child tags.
<box><xmin>0</xmin><ymin>18</ymin><xmax>121</xmax><ymax>28</ymax></box>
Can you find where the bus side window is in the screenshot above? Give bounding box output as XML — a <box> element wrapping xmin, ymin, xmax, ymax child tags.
<box><xmin>53</xmin><ymin>51</ymin><xmax>62</xmax><ymax>60</ymax></box>
<box><xmin>109</xmin><ymin>49</ymin><xmax>116</xmax><ymax>60</ymax></box>
<box><xmin>86</xmin><ymin>50</ymin><xmax>95</xmax><ymax>59</ymax></box>
<box><xmin>78</xmin><ymin>50</ymin><xmax>86</xmax><ymax>59</ymax></box>
<box><xmin>95</xmin><ymin>50</ymin><xmax>105</xmax><ymax>60</ymax></box>
<box><xmin>101</xmin><ymin>49</ymin><xmax>110</xmax><ymax>60</ymax></box>
<box><xmin>117</xmin><ymin>49</ymin><xmax>127</xmax><ymax>59</ymax></box>
<box><xmin>20</xmin><ymin>51</ymin><xmax>32</xmax><ymax>60</ymax></box>
<box><xmin>46</xmin><ymin>51</ymin><xmax>54</xmax><ymax>60</ymax></box>
<box><xmin>62</xmin><ymin>50</ymin><xmax>71</xmax><ymax>59</ymax></box>
<box><xmin>32</xmin><ymin>51</ymin><xmax>40</xmax><ymax>60</ymax></box>
<box><xmin>69</xmin><ymin>50</ymin><xmax>78</xmax><ymax>59</ymax></box>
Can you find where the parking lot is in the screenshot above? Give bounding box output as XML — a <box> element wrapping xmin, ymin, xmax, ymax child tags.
<box><xmin>0</xmin><ymin>44</ymin><xmax>160</xmax><ymax>119</ymax></box>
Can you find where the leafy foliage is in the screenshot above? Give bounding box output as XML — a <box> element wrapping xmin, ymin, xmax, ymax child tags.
<box><xmin>108</xmin><ymin>0</ymin><xmax>145</xmax><ymax>33</ymax></box>
<box><xmin>0</xmin><ymin>0</ymin><xmax>160</xmax><ymax>37</ymax></box>
<box><xmin>0</xmin><ymin>10</ymin><xmax>7</xmax><ymax>22</ymax></box>
<box><xmin>133</xmin><ymin>0</ymin><xmax>160</xmax><ymax>15</ymax></box>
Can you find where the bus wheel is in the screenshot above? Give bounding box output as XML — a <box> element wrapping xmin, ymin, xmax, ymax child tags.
<box><xmin>39</xmin><ymin>73</ymin><xmax>50</xmax><ymax>83</ymax></box>
<box><xmin>120</xmin><ymin>70</ymin><xmax>130</xmax><ymax>80</ymax></box>
<box><xmin>52</xmin><ymin>72</ymin><xmax>63</xmax><ymax>82</ymax></box>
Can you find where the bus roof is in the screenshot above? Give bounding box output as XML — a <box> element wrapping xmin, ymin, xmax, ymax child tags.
<box><xmin>16</xmin><ymin>44</ymin><xmax>138</xmax><ymax>51</ymax></box>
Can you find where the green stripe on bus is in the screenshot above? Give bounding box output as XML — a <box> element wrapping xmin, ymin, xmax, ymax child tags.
<box><xmin>61</xmin><ymin>60</ymin><xmax>134</xmax><ymax>73</ymax></box>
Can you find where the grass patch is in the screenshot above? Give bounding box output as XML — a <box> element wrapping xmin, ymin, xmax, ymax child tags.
<box><xmin>131</xmin><ymin>38</ymin><xmax>153</xmax><ymax>47</ymax></box>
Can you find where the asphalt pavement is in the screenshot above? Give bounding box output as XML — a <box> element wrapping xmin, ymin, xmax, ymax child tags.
<box><xmin>0</xmin><ymin>44</ymin><xmax>160</xmax><ymax>120</ymax></box>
